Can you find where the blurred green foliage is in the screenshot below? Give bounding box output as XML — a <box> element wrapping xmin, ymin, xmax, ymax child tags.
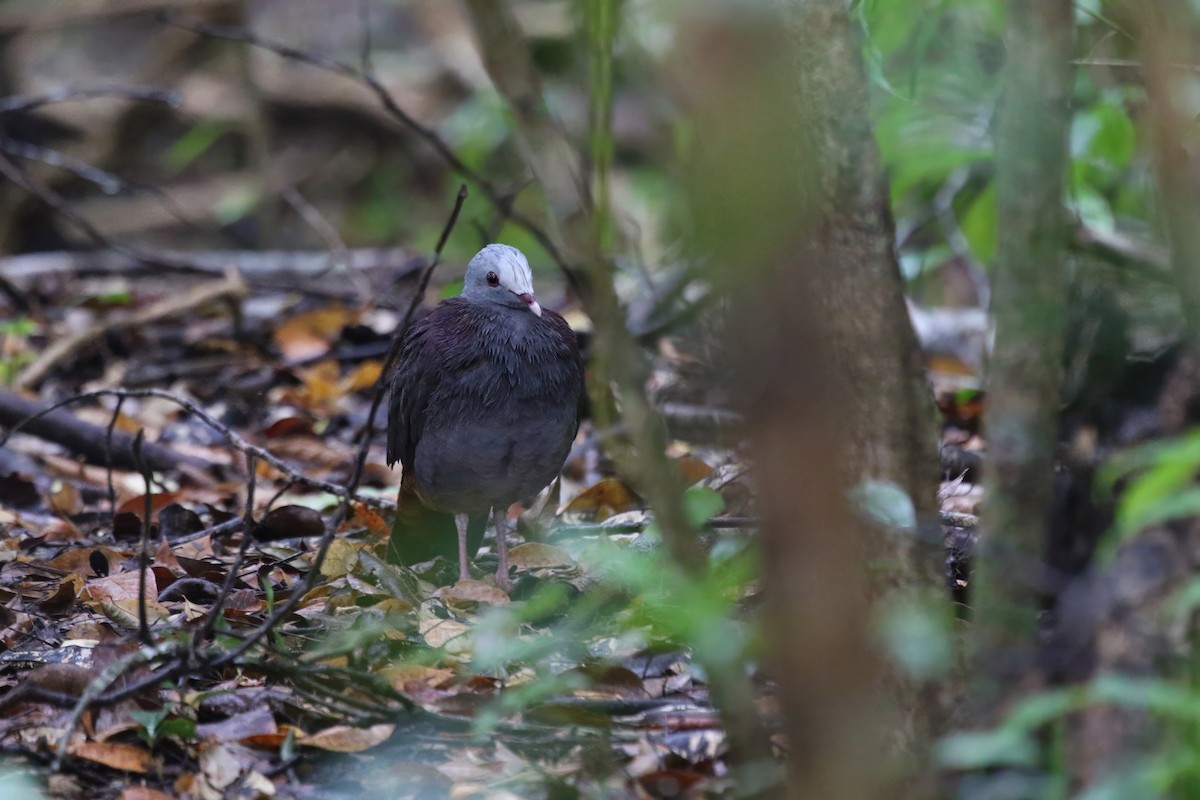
<box><xmin>863</xmin><ymin>0</ymin><xmax>1152</xmax><ymax>297</ymax></box>
<box><xmin>468</xmin><ymin>487</ymin><xmax>763</xmax><ymax>732</ymax></box>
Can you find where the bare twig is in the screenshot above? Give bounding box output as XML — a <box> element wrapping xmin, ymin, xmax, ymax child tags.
<box><xmin>1070</xmin><ymin>57</ymin><xmax>1200</xmax><ymax>72</ymax></box>
<box><xmin>1072</xmin><ymin>222</ymin><xmax>1171</xmax><ymax>278</ymax></box>
<box><xmin>357</xmin><ymin>0</ymin><xmax>375</xmax><ymax>76</ymax></box>
<box><xmin>0</xmin><ymin>387</ymin><xmax>213</xmax><ymax>474</ymax></box>
<box><xmin>131</xmin><ymin>431</ymin><xmax>154</xmax><ymax>645</ymax></box>
<box><xmin>0</xmin><ymin>247</ymin><xmax>420</xmax><ymax>286</ymax></box>
<box><xmin>0</xmin><ymin>149</ymin><xmax>386</xmax><ymax>291</ymax></box>
<box><xmin>104</xmin><ymin>396</ymin><xmax>125</xmax><ymax>519</ymax></box>
<box><xmin>0</xmin><ymin>85</ymin><xmax>180</xmax><ymax>113</ymax></box>
<box><xmin>279</xmin><ymin>185</ymin><xmax>364</xmax><ymax>296</ymax></box>
<box><xmin>196</xmin><ymin>453</ymin><xmax>257</xmax><ymax>645</ymax></box>
<box><xmin>0</xmin><ymin>138</ymin><xmax>214</xmax><ymax>235</ymax></box>
<box><xmin>0</xmin><ymin>272</ymin><xmax>31</xmax><ymax>312</ymax></box>
<box><xmin>0</xmin><ymin>140</ymin><xmax>121</xmax><ymax>194</ymax></box>
<box><xmin>0</xmin><ymin>152</ymin><xmax>135</xmax><ymax>259</ymax></box>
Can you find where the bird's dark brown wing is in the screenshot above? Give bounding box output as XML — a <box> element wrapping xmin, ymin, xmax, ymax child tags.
<box><xmin>386</xmin><ymin>311</ymin><xmax>439</xmax><ymax>471</ymax></box>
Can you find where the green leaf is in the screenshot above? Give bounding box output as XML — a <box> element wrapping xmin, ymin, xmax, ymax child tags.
<box><xmin>683</xmin><ymin>487</ymin><xmax>724</xmax><ymax>529</ymax></box>
<box><xmin>1003</xmin><ymin>687</ymin><xmax>1085</xmax><ymax>731</ymax></box>
<box><xmin>164</xmin><ymin>120</ymin><xmax>229</xmax><ymax>174</ymax></box>
<box><xmin>959</xmin><ymin>180</ymin><xmax>997</xmax><ymax>266</ymax></box>
<box><xmin>158</xmin><ymin>717</ymin><xmax>196</xmax><ymax>740</ymax></box>
<box><xmin>875</xmin><ymin>593</ymin><xmax>952</xmax><ymax>680</ymax></box>
<box><xmin>0</xmin><ymin>317</ymin><xmax>36</xmax><ymax>336</ymax></box>
<box><xmin>216</xmin><ymin>186</ymin><xmax>259</xmax><ymax>226</ymax></box>
<box><xmin>935</xmin><ymin>729</ymin><xmax>1039</xmax><ymax>769</ymax></box>
<box><xmin>849</xmin><ymin>479</ymin><xmax>916</xmax><ymax>532</ymax></box>
<box><xmin>92</xmin><ymin>291</ymin><xmax>133</xmax><ymax>306</ymax></box>
<box><xmin>130</xmin><ymin>707</ymin><xmax>170</xmax><ymax>746</ymax></box>
<box><xmin>1089</xmin><ymin>674</ymin><xmax>1200</xmax><ymax>720</ymax></box>
<box><xmin>1072</xmin><ymin>103</ymin><xmax>1136</xmax><ymax>169</ymax></box>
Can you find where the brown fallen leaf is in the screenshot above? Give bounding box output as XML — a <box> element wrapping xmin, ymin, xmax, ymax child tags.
<box><xmin>507</xmin><ymin>542</ymin><xmax>573</xmax><ymax>569</ymax></box>
<box><xmin>82</xmin><ymin>570</ymin><xmax>159</xmax><ymax>605</ymax></box>
<box><xmin>437</xmin><ymin>579</ymin><xmax>510</xmax><ymax>606</ymax></box>
<box><xmin>70</xmin><ymin>741</ymin><xmax>153</xmax><ymax>774</ymax></box>
<box><xmin>676</xmin><ymin>454</ymin><xmax>715</xmax><ymax>485</ymax></box>
<box><xmin>300</xmin><ymin>723</ymin><xmax>394</xmax><ymax>753</ymax></box>
<box><xmin>117</xmin><ymin>491</ymin><xmax>182</xmax><ymax>519</ymax></box>
<box><xmin>47</xmin><ymin>546</ymin><xmax>127</xmax><ymax>577</ymax></box>
<box><xmin>262</xmin><ymin>415</ymin><xmax>316</xmax><ymax>438</ymax></box>
<box><xmin>350</xmin><ymin>502</ymin><xmax>389</xmax><ymax>538</ymax></box>
<box><xmin>38</xmin><ymin>576</ymin><xmax>84</xmax><ymax>614</ymax></box>
<box><xmin>196</xmin><ymin>742</ymin><xmax>242</xmax><ymax>798</ymax></box>
<box><xmin>46</xmin><ymin>481</ymin><xmax>84</xmax><ymax>517</ymax></box>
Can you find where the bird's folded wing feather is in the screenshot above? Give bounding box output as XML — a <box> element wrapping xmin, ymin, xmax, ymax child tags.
<box><xmin>386</xmin><ymin>315</ymin><xmax>437</xmax><ymax>470</ymax></box>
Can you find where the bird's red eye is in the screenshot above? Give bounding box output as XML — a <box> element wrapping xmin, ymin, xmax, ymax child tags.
<box><xmin>486</xmin><ymin>271</ymin><xmax>500</xmax><ymax>287</ymax></box>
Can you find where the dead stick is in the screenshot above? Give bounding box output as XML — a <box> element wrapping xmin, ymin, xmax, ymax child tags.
<box><xmin>132</xmin><ymin>431</ymin><xmax>153</xmax><ymax>645</ymax></box>
<box><xmin>0</xmin><ymin>388</ymin><xmax>213</xmax><ymax>473</ymax></box>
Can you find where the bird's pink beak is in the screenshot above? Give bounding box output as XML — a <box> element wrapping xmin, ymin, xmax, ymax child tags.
<box><xmin>519</xmin><ymin>293</ymin><xmax>542</xmax><ymax>317</ymax></box>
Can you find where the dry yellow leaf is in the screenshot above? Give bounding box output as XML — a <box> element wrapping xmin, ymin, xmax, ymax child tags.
<box><xmin>343</xmin><ymin>359</ymin><xmax>383</xmax><ymax>392</ymax></box>
<box><xmin>419</xmin><ymin>617</ymin><xmax>470</xmax><ymax>649</ymax></box>
<box><xmin>319</xmin><ymin>538</ymin><xmax>362</xmax><ymax>577</ymax></box>
<box><xmin>564</xmin><ymin>478</ymin><xmax>640</xmax><ymax>521</ymax></box>
<box><xmin>274</xmin><ymin>305</ymin><xmax>358</xmax><ymax>361</ymax></box>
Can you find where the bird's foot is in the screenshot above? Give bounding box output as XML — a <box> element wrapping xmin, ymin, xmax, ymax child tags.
<box><xmin>454</xmin><ymin>512</ymin><xmax>472</xmax><ymax>585</ymax></box>
<box><xmin>492</xmin><ymin>507</ymin><xmax>512</xmax><ymax>592</ymax></box>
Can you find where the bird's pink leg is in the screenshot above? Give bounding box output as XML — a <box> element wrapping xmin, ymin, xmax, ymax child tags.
<box><xmin>454</xmin><ymin>513</ymin><xmax>471</xmax><ymax>583</ymax></box>
<box><xmin>492</xmin><ymin>507</ymin><xmax>512</xmax><ymax>591</ymax></box>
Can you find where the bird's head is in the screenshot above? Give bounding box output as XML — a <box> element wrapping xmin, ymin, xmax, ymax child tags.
<box><xmin>461</xmin><ymin>244</ymin><xmax>542</xmax><ymax>317</ymax></box>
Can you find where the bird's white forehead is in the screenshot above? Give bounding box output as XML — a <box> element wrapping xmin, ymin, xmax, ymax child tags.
<box><xmin>471</xmin><ymin>244</ymin><xmax>534</xmax><ymax>293</ymax></box>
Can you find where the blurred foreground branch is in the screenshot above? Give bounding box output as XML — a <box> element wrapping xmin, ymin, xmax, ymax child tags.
<box><xmin>682</xmin><ymin>1</ymin><xmax>948</xmax><ymax>795</ymax></box>
<box><xmin>973</xmin><ymin>0</ymin><xmax>1074</xmax><ymax>712</ymax></box>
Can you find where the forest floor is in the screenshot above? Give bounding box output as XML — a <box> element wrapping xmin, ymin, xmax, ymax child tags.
<box><xmin>0</xmin><ymin>255</ymin><xmax>794</xmax><ymax>799</ymax></box>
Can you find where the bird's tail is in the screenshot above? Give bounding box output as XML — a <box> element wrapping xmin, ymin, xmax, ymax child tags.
<box><xmin>388</xmin><ymin>482</ymin><xmax>486</xmax><ymax>567</ymax></box>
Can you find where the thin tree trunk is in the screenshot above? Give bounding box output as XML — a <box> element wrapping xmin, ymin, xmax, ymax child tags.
<box><xmin>1139</xmin><ymin>1</ymin><xmax>1200</xmax><ymax>337</ymax></box>
<box><xmin>680</xmin><ymin>2</ymin><xmax>946</xmax><ymax>795</ymax></box>
<box><xmin>972</xmin><ymin>0</ymin><xmax>1074</xmax><ymax>709</ymax></box>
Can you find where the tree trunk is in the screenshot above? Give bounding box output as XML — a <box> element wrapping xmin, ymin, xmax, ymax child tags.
<box><xmin>679</xmin><ymin>2</ymin><xmax>945</xmax><ymax>796</ymax></box>
<box><xmin>972</xmin><ymin>0</ymin><xmax>1074</xmax><ymax>711</ymax></box>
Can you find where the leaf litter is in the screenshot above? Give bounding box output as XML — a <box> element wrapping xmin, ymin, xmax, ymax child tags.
<box><xmin>0</xmin><ymin>279</ymin><xmax>767</xmax><ymax>798</ymax></box>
